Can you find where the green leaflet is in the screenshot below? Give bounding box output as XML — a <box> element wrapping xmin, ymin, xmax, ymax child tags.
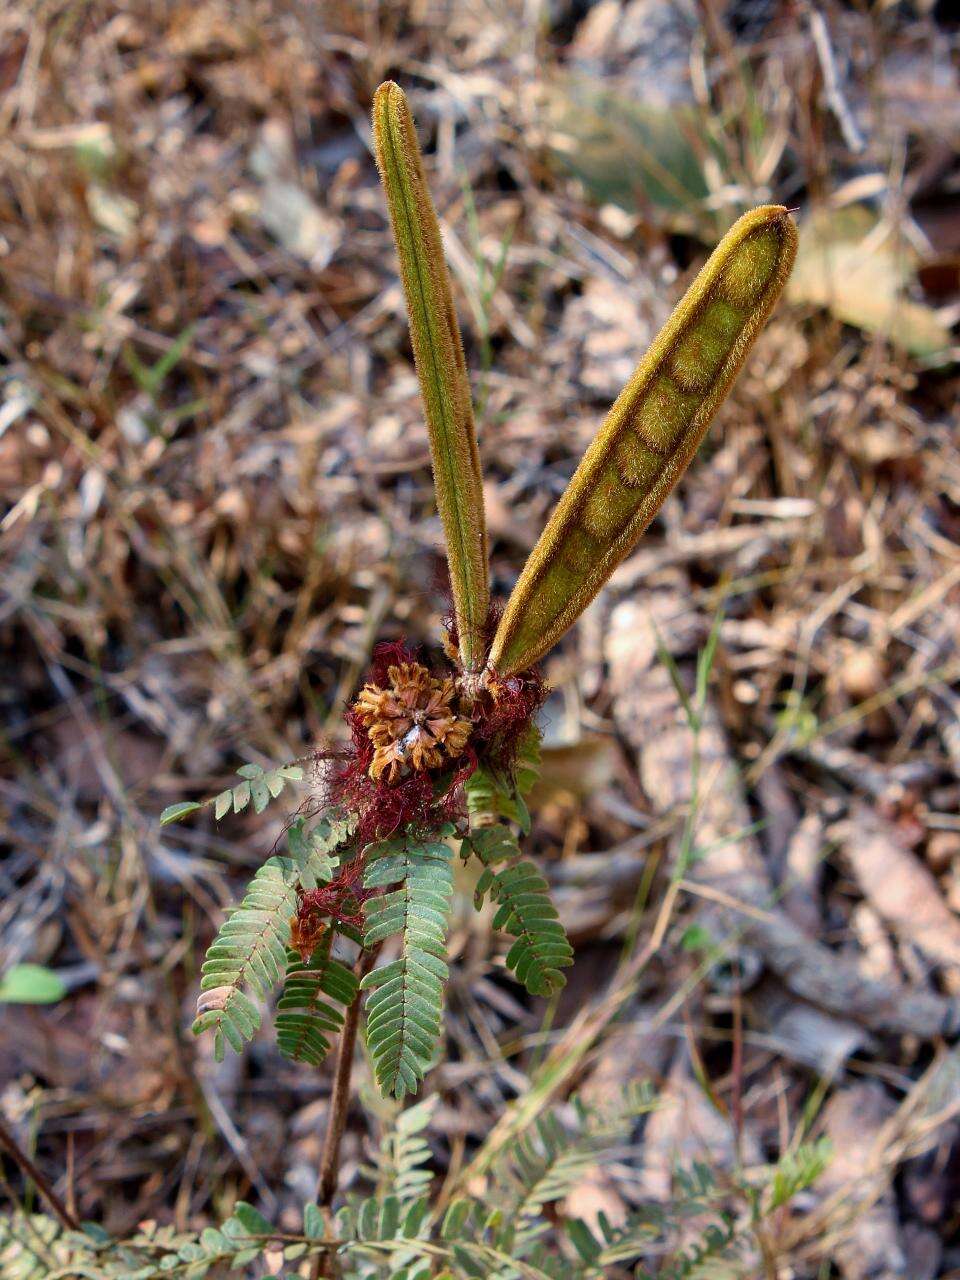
<box><xmin>466</xmin><ymin>763</ymin><xmax>531</xmax><ymax>834</ymax></box>
<box><xmin>192</xmin><ymin>815</ymin><xmax>346</xmax><ymax>1060</ymax></box>
<box><xmin>159</xmin><ymin>760</ymin><xmax>305</xmax><ymax>826</ymax></box>
<box><xmin>463</xmin><ymin>736</ymin><xmax>569</xmax><ymax>998</ymax></box>
<box><xmin>373</xmin><ymin>82</ymin><xmax>490</xmax><ymax>671</ymax></box>
<box><xmin>276</xmin><ymin>935</ymin><xmax>358</xmax><ymax>1067</ymax></box>
<box><xmin>361</xmin><ymin>830</ymin><xmax>455</xmax><ymax>1097</ymax></box>
<box><xmin>335</xmin><ymin>1096</ymin><xmax>437</xmax><ymax>1268</ymax></box>
<box><xmin>468</xmin><ymin>823</ymin><xmax>572</xmax><ymax>997</ymax></box>
<box><xmin>465</xmin><ymin>722</ymin><xmax>542</xmax><ymax>833</ymax></box>
<box><xmin>287</xmin><ymin>812</ymin><xmax>353</xmax><ymax>889</ymax></box>
<box><xmin>377</xmin><ymin>1095</ymin><xmax>438</xmax><ymax>1205</ymax></box>
<box><xmin>192</xmin><ymin>856</ymin><xmax>300</xmax><ymax>1060</ymax></box>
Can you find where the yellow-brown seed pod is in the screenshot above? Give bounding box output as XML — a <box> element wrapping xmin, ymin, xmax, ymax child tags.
<box><xmin>488</xmin><ymin>205</ymin><xmax>798</xmax><ymax>677</ymax></box>
<box><xmin>372</xmin><ymin>82</ymin><xmax>490</xmax><ymax>672</ymax></box>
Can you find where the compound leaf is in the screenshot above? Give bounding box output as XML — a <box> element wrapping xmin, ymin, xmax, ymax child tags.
<box><xmin>361</xmin><ymin>830</ymin><xmax>454</xmax><ymax>1098</ymax></box>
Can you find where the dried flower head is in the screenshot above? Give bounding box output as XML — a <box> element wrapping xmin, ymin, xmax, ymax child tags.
<box><xmin>290</xmin><ymin>909</ymin><xmax>326</xmax><ymax>963</ymax></box>
<box><xmin>353</xmin><ymin>661</ymin><xmax>472</xmax><ymax>782</ymax></box>
<box><xmin>290</xmin><ymin>852</ymin><xmax>370</xmax><ymax>961</ymax></box>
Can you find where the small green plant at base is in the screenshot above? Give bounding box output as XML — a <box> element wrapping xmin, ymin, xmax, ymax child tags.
<box><xmin>0</xmin><ymin>1085</ymin><xmax>830</xmax><ymax>1278</ymax></box>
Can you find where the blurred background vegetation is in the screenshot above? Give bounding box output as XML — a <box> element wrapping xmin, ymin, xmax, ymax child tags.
<box><xmin>2</xmin><ymin>1</ymin><xmax>960</xmax><ymax>1275</ymax></box>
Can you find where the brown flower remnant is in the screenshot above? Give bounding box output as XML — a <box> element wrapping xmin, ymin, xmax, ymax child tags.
<box><xmin>290</xmin><ymin>909</ymin><xmax>326</xmax><ymax>963</ymax></box>
<box><xmin>354</xmin><ymin>661</ymin><xmax>471</xmax><ymax>782</ymax></box>
<box><xmin>290</xmin><ymin>853</ymin><xmax>370</xmax><ymax>961</ymax></box>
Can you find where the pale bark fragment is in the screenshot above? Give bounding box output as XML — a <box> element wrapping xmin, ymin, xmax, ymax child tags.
<box><xmin>844</xmin><ymin>805</ymin><xmax>960</xmax><ymax>973</ymax></box>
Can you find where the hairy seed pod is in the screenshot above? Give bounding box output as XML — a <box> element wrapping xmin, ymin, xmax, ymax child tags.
<box><xmin>488</xmin><ymin>205</ymin><xmax>798</xmax><ymax>676</ymax></box>
<box><xmin>372</xmin><ymin>82</ymin><xmax>490</xmax><ymax>671</ymax></box>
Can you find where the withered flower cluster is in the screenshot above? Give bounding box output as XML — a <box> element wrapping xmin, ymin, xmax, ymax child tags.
<box><xmin>354</xmin><ymin>661</ymin><xmax>472</xmax><ymax>782</ymax></box>
<box><xmin>292</xmin><ymin>641</ymin><xmax>540</xmax><ymax>956</ymax></box>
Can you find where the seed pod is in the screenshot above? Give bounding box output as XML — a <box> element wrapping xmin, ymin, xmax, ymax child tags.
<box><xmin>489</xmin><ymin>205</ymin><xmax>798</xmax><ymax>676</ymax></box>
<box><xmin>373</xmin><ymin>82</ymin><xmax>490</xmax><ymax>671</ymax></box>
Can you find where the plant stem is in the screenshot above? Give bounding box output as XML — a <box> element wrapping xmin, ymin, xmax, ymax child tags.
<box><xmin>311</xmin><ymin>945</ymin><xmax>379</xmax><ymax>1280</ymax></box>
<box><xmin>0</xmin><ymin>1113</ymin><xmax>81</xmax><ymax>1232</ymax></box>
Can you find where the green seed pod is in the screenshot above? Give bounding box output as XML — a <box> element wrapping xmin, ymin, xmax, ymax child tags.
<box><xmin>373</xmin><ymin>82</ymin><xmax>490</xmax><ymax>671</ymax></box>
<box><xmin>488</xmin><ymin>205</ymin><xmax>798</xmax><ymax>677</ymax></box>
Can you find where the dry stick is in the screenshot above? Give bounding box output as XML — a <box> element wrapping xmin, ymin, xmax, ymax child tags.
<box><xmin>311</xmin><ymin>944</ymin><xmax>381</xmax><ymax>1280</ymax></box>
<box><xmin>0</xmin><ymin>1113</ymin><xmax>81</xmax><ymax>1232</ymax></box>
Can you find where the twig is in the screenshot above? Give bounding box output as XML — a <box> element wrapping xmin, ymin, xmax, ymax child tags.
<box><xmin>311</xmin><ymin>944</ymin><xmax>381</xmax><ymax>1280</ymax></box>
<box><xmin>0</xmin><ymin>1113</ymin><xmax>81</xmax><ymax>1232</ymax></box>
<box><xmin>809</xmin><ymin>8</ymin><xmax>866</xmax><ymax>155</ymax></box>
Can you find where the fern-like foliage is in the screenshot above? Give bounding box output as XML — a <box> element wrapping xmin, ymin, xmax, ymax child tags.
<box><xmin>465</xmin><ymin>723</ymin><xmax>541</xmax><ymax>833</ymax></box>
<box><xmin>2</xmin><ymin>1092</ymin><xmax>831</xmax><ymax>1279</ymax></box>
<box><xmin>193</xmin><ymin>855</ymin><xmax>300</xmax><ymax>1059</ymax></box>
<box><xmin>767</xmin><ymin>1135</ymin><xmax>832</xmax><ymax>1210</ymax></box>
<box><xmin>462</xmin><ymin>730</ymin><xmax>571</xmax><ymax>999</ymax></box>
<box><xmin>468</xmin><ymin>823</ymin><xmax>573</xmax><ymax>997</ymax></box>
<box><xmin>432</xmin><ymin>1085</ymin><xmax>650</xmax><ymax>1279</ymax></box>
<box><xmin>497</xmin><ymin>1113</ymin><xmax>605</xmax><ymax>1255</ymax></box>
<box><xmin>361</xmin><ymin>829</ymin><xmax>454</xmax><ymax>1098</ymax></box>
<box><xmin>466</xmin><ymin>763</ymin><xmax>529</xmax><ymax>833</ymax></box>
<box><xmin>334</xmin><ymin>1097</ymin><xmax>438</xmax><ymax>1280</ymax></box>
<box><xmin>212</xmin><ymin>761</ymin><xmax>305</xmax><ymax>818</ymax></box>
<box><xmin>288</xmin><ymin>812</ymin><xmax>353</xmax><ymax>889</ymax></box>
<box><xmin>480</xmin><ymin>1084</ymin><xmax>655</xmax><ymax>1274</ymax></box>
<box><xmin>276</xmin><ymin>934</ymin><xmax>358</xmax><ymax>1066</ymax></box>
<box><xmin>641</xmin><ymin>1216</ymin><xmax>740</xmax><ymax>1280</ymax></box>
<box><xmin>0</xmin><ymin>1202</ymin><xmax>289</xmax><ymax>1280</ymax></box>
<box><xmin>336</xmin><ymin>1192</ymin><xmax>433</xmax><ymax>1279</ymax></box>
<box><xmin>193</xmin><ymin>814</ymin><xmax>348</xmax><ymax>1060</ymax></box>
<box><xmin>160</xmin><ymin>760</ymin><xmax>306</xmax><ymax>826</ymax></box>
<box><xmin>440</xmin><ymin>1197</ymin><xmax>571</xmax><ymax>1280</ymax></box>
<box><xmin>566</xmin><ymin>1208</ymin><xmax>660</xmax><ymax>1273</ymax></box>
<box><xmin>193</xmin><ymin>860</ymin><xmax>299</xmax><ymax>1059</ymax></box>
<box><xmin>0</xmin><ymin>1213</ymin><xmax>65</xmax><ymax>1280</ymax></box>
<box><xmin>571</xmin><ymin>1204</ymin><xmax>740</xmax><ymax>1280</ymax></box>
<box><xmin>374</xmin><ymin>1095</ymin><xmax>438</xmax><ymax>1206</ymax></box>
<box><xmin>337</xmin><ymin>1096</ymin><xmax>438</xmax><ymax>1278</ymax></box>
<box><xmin>514</xmin><ymin>722</ymin><xmax>542</xmax><ymax>797</ymax></box>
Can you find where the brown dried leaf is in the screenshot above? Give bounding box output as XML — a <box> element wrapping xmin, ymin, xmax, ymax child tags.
<box><xmin>845</xmin><ymin>806</ymin><xmax>960</xmax><ymax>972</ymax></box>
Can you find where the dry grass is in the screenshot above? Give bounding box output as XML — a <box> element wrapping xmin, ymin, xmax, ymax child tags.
<box><xmin>2</xmin><ymin>1</ymin><xmax>959</xmax><ymax>1274</ymax></box>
